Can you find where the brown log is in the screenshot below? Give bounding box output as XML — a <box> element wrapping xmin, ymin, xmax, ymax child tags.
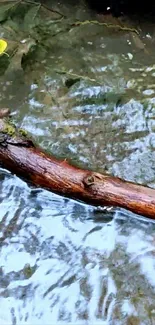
<box><xmin>0</xmin><ymin>118</ymin><xmax>155</xmax><ymax>219</ymax></box>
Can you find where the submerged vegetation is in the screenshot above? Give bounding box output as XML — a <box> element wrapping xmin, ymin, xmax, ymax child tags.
<box><xmin>0</xmin><ymin>0</ymin><xmax>139</xmax><ymax>76</ymax></box>
<box><xmin>0</xmin><ymin>0</ymin><xmax>154</xmax><ymax>116</ymax></box>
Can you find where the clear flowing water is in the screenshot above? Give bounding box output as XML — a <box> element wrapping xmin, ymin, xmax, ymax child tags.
<box><xmin>0</xmin><ymin>1</ymin><xmax>155</xmax><ymax>324</ymax></box>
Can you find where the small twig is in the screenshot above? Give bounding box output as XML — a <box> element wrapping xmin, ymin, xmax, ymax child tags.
<box><xmin>72</xmin><ymin>20</ymin><xmax>139</xmax><ymax>35</ymax></box>
<box><xmin>55</xmin><ymin>69</ymin><xmax>101</xmax><ymax>84</ymax></box>
<box><xmin>49</xmin><ymin>18</ymin><xmax>139</xmax><ymax>40</ymax></box>
<box><xmin>22</xmin><ymin>0</ymin><xmax>65</xmax><ymax>18</ymax></box>
<box><xmin>41</xmin><ymin>3</ymin><xmax>66</xmax><ymax>18</ymax></box>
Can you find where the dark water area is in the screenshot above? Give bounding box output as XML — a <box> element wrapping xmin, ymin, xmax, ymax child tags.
<box><xmin>87</xmin><ymin>0</ymin><xmax>155</xmax><ymax>18</ymax></box>
<box><xmin>0</xmin><ymin>1</ymin><xmax>155</xmax><ymax>324</ymax></box>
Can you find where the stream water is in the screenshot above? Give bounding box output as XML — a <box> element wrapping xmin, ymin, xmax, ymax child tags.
<box><xmin>0</xmin><ymin>1</ymin><xmax>155</xmax><ymax>324</ymax></box>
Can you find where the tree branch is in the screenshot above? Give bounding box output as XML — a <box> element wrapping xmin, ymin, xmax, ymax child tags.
<box><xmin>0</xmin><ymin>117</ymin><xmax>155</xmax><ymax>220</ymax></box>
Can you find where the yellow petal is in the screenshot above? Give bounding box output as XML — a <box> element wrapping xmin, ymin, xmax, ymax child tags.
<box><xmin>0</xmin><ymin>39</ymin><xmax>8</xmax><ymax>55</ymax></box>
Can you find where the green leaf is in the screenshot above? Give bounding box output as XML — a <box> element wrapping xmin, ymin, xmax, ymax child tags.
<box><xmin>0</xmin><ymin>1</ymin><xmax>19</xmax><ymax>22</ymax></box>
<box><xmin>24</xmin><ymin>4</ymin><xmax>40</xmax><ymax>30</ymax></box>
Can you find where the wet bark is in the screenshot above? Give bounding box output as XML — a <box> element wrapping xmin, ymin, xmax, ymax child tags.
<box><xmin>0</xmin><ymin>118</ymin><xmax>155</xmax><ymax>220</ymax></box>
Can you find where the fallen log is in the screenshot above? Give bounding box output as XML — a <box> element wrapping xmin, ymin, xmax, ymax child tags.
<box><xmin>0</xmin><ymin>117</ymin><xmax>155</xmax><ymax>220</ymax></box>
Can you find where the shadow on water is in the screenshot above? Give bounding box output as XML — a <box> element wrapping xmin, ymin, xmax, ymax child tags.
<box><xmin>0</xmin><ymin>0</ymin><xmax>155</xmax><ymax>324</ymax></box>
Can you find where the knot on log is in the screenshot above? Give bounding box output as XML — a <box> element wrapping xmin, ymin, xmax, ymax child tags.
<box><xmin>83</xmin><ymin>174</ymin><xmax>95</xmax><ymax>186</ymax></box>
<box><xmin>83</xmin><ymin>172</ymin><xmax>105</xmax><ymax>188</ymax></box>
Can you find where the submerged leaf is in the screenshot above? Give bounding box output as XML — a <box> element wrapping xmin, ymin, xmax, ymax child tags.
<box><xmin>24</xmin><ymin>4</ymin><xmax>40</xmax><ymax>29</ymax></box>
<box><xmin>0</xmin><ymin>1</ymin><xmax>19</xmax><ymax>22</ymax></box>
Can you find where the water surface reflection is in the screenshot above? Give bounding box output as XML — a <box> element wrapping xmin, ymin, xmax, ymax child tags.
<box><xmin>0</xmin><ymin>172</ymin><xmax>155</xmax><ymax>324</ymax></box>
